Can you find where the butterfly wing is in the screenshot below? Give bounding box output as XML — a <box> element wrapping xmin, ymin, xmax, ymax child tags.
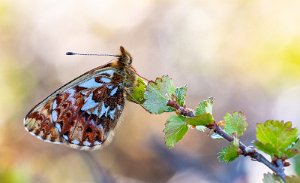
<box><xmin>24</xmin><ymin>65</ymin><xmax>125</xmax><ymax>150</ymax></box>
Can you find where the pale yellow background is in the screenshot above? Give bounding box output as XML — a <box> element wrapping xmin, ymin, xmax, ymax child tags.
<box><xmin>0</xmin><ymin>0</ymin><xmax>299</xmax><ymax>182</ymax></box>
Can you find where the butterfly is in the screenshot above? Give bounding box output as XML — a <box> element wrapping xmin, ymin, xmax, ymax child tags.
<box><xmin>24</xmin><ymin>46</ymin><xmax>138</xmax><ymax>150</ymax></box>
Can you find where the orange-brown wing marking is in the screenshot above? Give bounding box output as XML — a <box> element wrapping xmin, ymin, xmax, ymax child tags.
<box><xmin>24</xmin><ymin>98</ymin><xmax>63</xmax><ymax>144</ymax></box>
<box><xmin>24</xmin><ymin>68</ymin><xmax>125</xmax><ymax>150</ymax></box>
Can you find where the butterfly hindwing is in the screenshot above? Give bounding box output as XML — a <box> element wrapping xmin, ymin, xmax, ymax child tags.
<box><xmin>24</xmin><ymin>67</ymin><xmax>125</xmax><ymax>150</ymax></box>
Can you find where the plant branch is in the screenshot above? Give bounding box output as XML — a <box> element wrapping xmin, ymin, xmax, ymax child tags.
<box><xmin>167</xmin><ymin>99</ymin><xmax>286</xmax><ymax>182</ymax></box>
<box><xmin>275</xmin><ymin>159</ymin><xmax>286</xmax><ymax>181</ymax></box>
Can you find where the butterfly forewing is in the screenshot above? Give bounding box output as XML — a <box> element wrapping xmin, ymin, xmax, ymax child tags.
<box><xmin>24</xmin><ymin>67</ymin><xmax>126</xmax><ymax>150</ymax></box>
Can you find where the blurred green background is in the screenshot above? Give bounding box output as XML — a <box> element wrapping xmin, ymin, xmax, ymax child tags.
<box><xmin>0</xmin><ymin>0</ymin><xmax>299</xmax><ymax>183</ymax></box>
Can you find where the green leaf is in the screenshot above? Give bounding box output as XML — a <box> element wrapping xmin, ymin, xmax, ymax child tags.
<box><xmin>175</xmin><ymin>86</ymin><xmax>187</xmax><ymax>106</ymax></box>
<box><xmin>223</xmin><ymin>112</ymin><xmax>248</xmax><ymax>137</ymax></box>
<box><xmin>127</xmin><ymin>77</ymin><xmax>146</xmax><ymax>104</ymax></box>
<box><xmin>255</xmin><ymin>120</ymin><xmax>298</xmax><ymax>158</ymax></box>
<box><xmin>218</xmin><ymin>142</ymin><xmax>239</xmax><ymax>163</ymax></box>
<box><xmin>164</xmin><ymin>115</ymin><xmax>188</xmax><ymax>148</ymax></box>
<box><xmin>195</xmin><ymin>97</ymin><xmax>214</xmax><ymax>115</ymax></box>
<box><xmin>189</xmin><ymin>98</ymin><xmax>214</xmax><ymax>133</ymax></box>
<box><xmin>185</xmin><ymin>113</ymin><xmax>214</xmax><ymax>126</ymax></box>
<box><xmin>143</xmin><ymin>76</ymin><xmax>176</xmax><ymax>114</ymax></box>
<box><xmin>254</xmin><ymin>141</ymin><xmax>275</xmax><ymax>156</ymax></box>
<box><xmin>262</xmin><ymin>173</ymin><xmax>283</xmax><ymax>183</ymax></box>
<box><xmin>285</xmin><ymin>139</ymin><xmax>300</xmax><ymax>158</ymax></box>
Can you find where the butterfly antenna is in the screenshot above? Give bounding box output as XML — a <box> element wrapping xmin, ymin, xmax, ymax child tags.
<box><xmin>66</xmin><ymin>52</ymin><xmax>119</xmax><ymax>57</ymax></box>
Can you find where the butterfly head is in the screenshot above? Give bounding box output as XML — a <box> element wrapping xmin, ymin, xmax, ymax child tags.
<box><xmin>119</xmin><ymin>46</ymin><xmax>133</xmax><ymax>65</ymax></box>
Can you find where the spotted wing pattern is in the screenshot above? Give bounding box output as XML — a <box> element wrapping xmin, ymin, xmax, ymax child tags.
<box><xmin>24</xmin><ymin>67</ymin><xmax>125</xmax><ymax>150</ymax></box>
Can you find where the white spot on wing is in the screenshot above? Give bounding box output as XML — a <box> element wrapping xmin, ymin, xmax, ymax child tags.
<box><xmin>52</xmin><ymin>99</ymin><xmax>57</xmax><ymax>109</ymax></box>
<box><xmin>67</xmin><ymin>88</ymin><xmax>76</xmax><ymax>96</ymax></box>
<box><xmin>117</xmin><ymin>104</ymin><xmax>123</xmax><ymax>111</ymax></box>
<box><xmin>55</xmin><ymin>123</ymin><xmax>61</xmax><ymax>132</ymax></box>
<box><xmin>101</xmin><ymin>77</ymin><xmax>111</xmax><ymax>83</ymax></box>
<box><xmin>52</xmin><ymin>110</ymin><xmax>58</xmax><ymax>122</ymax></box>
<box><xmin>72</xmin><ymin>139</ymin><xmax>80</xmax><ymax>145</ymax></box>
<box><xmin>81</xmin><ymin>90</ymin><xmax>89</xmax><ymax>95</ymax></box>
<box><xmin>105</xmin><ymin>106</ymin><xmax>110</xmax><ymax>117</ymax></box>
<box><xmin>94</xmin><ymin>141</ymin><xmax>101</xmax><ymax>145</ymax></box>
<box><xmin>81</xmin><ymin>94</ymin><xmax>98</xmax><ymax>111</ymax></box>
<box><xmin>110</xmin><ymin>87</ymin><xmax>118</xmax><ymax>96</ymax></box>
<box><xmin>97</xmin><ymin>123</ymin><xmax>104</xmax><ymax>130</ymax></box>
<box><xmin>100</xmin><ymin>69</ymin><xmax>114</xmax><ymax>77</ymax></box>
<box><xmin>79</xmin><ymin>78</ymin><xmax>102</xmax><ymax>88</ymax></box>
<box><xmin>66</xmin><ymin>88</ymin><xmax>76</xmax><ymax>104</ymax></box>
<box><xmin>92</xmin><ymin>108</ymin><xmax>99</xmax><ymax>116</ymax></box>
<box><xmin>83</xmin><ymin>140</ymin><xmax>91</xmax><ymax>146</ymax></box>
<box><xmin>99</xmin><ymin>102</ymin><xmax>110</xmax><ymax>118</ymax></box>
<box><xmin>63</xmin><ymin>134</ymin><xmax>68</xmax><ymax>140</ymax></box>
<box><xmin>109</xmin><ymin>108</ymin><xmax>116</xmax><ymax>120</ymax></box>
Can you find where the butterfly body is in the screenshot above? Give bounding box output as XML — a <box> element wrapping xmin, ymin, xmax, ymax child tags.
<box><xmin>24</xmin><ymin>46</ymin><xmax>136</xmax><ymax>150</ymax></box>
